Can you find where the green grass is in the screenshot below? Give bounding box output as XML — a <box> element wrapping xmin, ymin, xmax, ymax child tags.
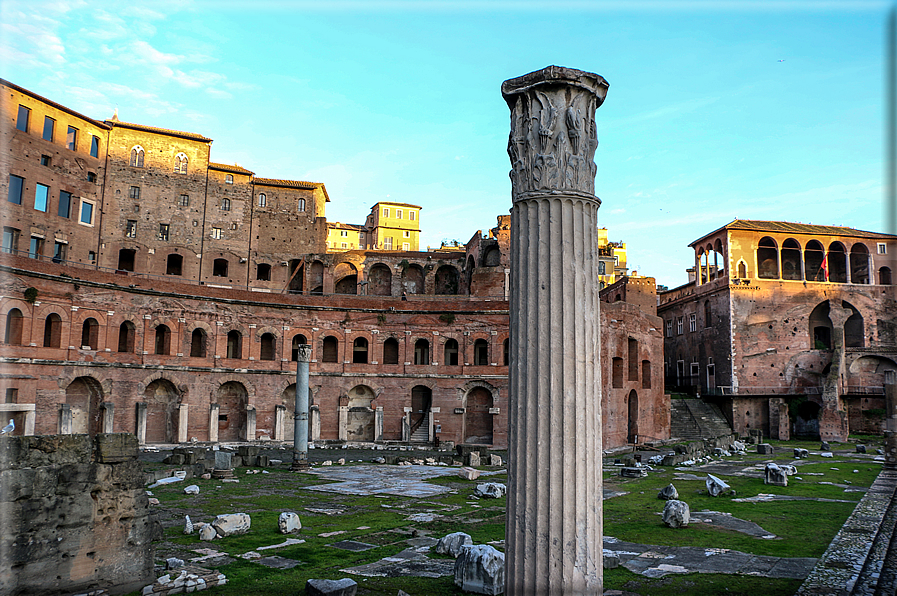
<box><xmin>129</xmin><ymin>446</ymin><xmax>882</xmax><ymax>596</ymax></box>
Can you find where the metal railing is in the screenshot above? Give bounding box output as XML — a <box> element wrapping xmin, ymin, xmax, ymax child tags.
<box><xmin>714</xmin><ymin>385</ymin><xmax>823</xmax><ymax>395</ymax></box>
<box><xmin>844</xmin><ymin>385</ymin><xmax>885</xmax><ymax>395</ymax></box>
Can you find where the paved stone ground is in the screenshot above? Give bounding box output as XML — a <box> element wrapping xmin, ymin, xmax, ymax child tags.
<box><xmin>303</xmin><ymin>464</ymin><xmax>505</xmax><ymax>497</ymax></box>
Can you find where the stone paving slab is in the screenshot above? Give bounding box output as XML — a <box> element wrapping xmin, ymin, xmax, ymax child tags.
<box><xmin>329</xmin><ymin>540</ymin><xmax>377</xmax><ymax>552</ymax></box>
<box><xmin>604</xmin><ymin>537</ymin><xmax>816</xmax><ymax>579</ymax></box>
<box><xmin>688</xmin><ymin>510</ymin><xmax>777</xmax><ymax>538</ymax></box>
<box><xmin>255</xmin><ymin>555</ymin><xmax>303</xmax><ymax>569</ymax></box>
<box><xmin>303</xmin><ymin>464</ymin><xmax>502</xmax><ymax>498</ymax></box>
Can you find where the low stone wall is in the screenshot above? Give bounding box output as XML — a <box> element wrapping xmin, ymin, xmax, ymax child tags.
<box><xmin>0</xmin><ymin>433</ymin><xmax>160</xmax><ymax>595</ymax></box>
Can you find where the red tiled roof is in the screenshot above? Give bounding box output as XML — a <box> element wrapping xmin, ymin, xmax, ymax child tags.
<box><xmin>1</xmin><ymin>79</ymin><xmax>111</xmax><ymax>130</ymax></box>
<box><xmin>209</xmin><ymin>162</ymin><xmax>254</xmax><ymax>175</ymax></box>
<box><xmin>106</xmin><ymin>119</ymin><xmax>212</xmax><ymax>142</ymax></box>
<box><xmin>253</xmin><ymin>178</ymin><xmax>330</xmax><ymax>202</ymax></box>
<box><xmin>690</xmin><ymin>219</ymin><xmax>897</xmax><ymax>247</ymax></box>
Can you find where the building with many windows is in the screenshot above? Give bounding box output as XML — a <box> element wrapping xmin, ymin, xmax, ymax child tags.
<box><xmin>659</xmin><ymin>219</ymin><xmax>897</xmax><ymax>442</ymax></box>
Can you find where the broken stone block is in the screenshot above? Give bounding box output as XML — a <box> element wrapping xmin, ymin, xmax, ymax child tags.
<box><xmin>454</xmin><ymin>544</ymin><xmax>505</xmax><ymax>595</ymax></box>
<box><xmin>780</xmin><ymin>465</ymin><xmax>797</xmax><ymax>476</ymax></box>
<box><xmin>305</xmin><ymin>578</ymin><xmax>358</xmax><ymax>596</ymax></box>
<box><xmin>148</xmin><ymin>498</ymin><xmax>160</xmax><ymax>505</ymax></box>
<box><xmin>95</xmin><ymin>433</ymin><xmax>139</xmax><ymax>463</ymax></box>
<box><xmin>184</xmin><ymin>515</ymin><xmax>194</xmax><ymax>534</ymax></box>
<box><xmin>166</xmin><ymin>557</ymin><xmax>185</xmax><ymax>570</ymax></box>
<box><xmin>731</xmin><ymin>440</ymin><xmax>746</xmax><ymax>452</ymax></box>
<box><xmin>856</xmin><ymin>444</ymin><xmax>867</xmax><ymax>454</ymax></box>
<box><xmin>338</xmin><ymin>458</ymin><xmax>346</xmax><ymax>465</ymax></box>
<box><xmin>821</xmin><ymin>441</ymin><xmax>831</xmax><ymax>451</ymax></box>
<box><xmin>706</xmin><ymin>474</ymin><xmax>730</xmax><ymax>497</ymax></box>
<box><xmin>184</xmin><ymin>484</ymin><xmax>200</xmax><ymax>495</ymax></box>
<box><xmin>713</xmin><ymin>447</ymin><xmax>726</xmax><ymax>457</ymax></box>
<box><xmin>658</xmin><ymin>484</ymin><xmax>678</xmax><ymax>500</ymax></box>
<box><xmin>474</xmin><ymin>483</ymin><xmax>507</xmax><ymax>499</ymax></box>
<box><xmin>257</xmin><ymin>455</ymin><xmax>269</xmax><ymax>467</ymax></box>
<box><xmin>211</xmin><ymin>513</ymin><xmax>251</xmax><ymax>537</ymax></box>
<box><xmin>662</xmin><ymin>499</ymin><xmax>690</xmax><ymax>528</ymax></box>
<box><xmin>278</xmin><ymin>512</ymin><xmax>301</xmax><ymax>534</ymax></box>
<box><xmin>214</xmin><ymin>451</ymin><xmax>233</xmax><ymax>470</ymax></box>
<box><xmin>603</xmin><ymin>554</ymin><xmax>620</xmax><ymax>569</ymax></box>
<box><xmin>620</xmin><ymin>466</ymin><xmax>647</xmax><ymax>478</ymax></box>
<box><xmin>468</xmin><ymin>452</ymin><xmax>481</xmax><ymax>467</ymax></box>
<box><xmin>199</xmin><ymin>525</ymin><xmax>217</xmax><ymax>541</ymax></box>
<box><xmin>794</xmin><ymin>448</ymin><xmax>809</xmax><ymax>459</ymax></box>
<box><xmin>458</xmin><ymin>467</ymin><xmax>480</xmax><ymax>481</ymax></box>
<box><xmin>435</xmin><ymin>532</ymin><xmax>473</xmax><ymax>557</ymax></box>
<box><xmin>820</xmin><ymin>452</ymin><xmax>834</xmax><ymax>458</ymax></box>
<box><xmin>321</xmin><ymin>460</ymin><xmax>333</xmax><ymax>466</ymax></box>
<box><xmin>764</xmin><ymin>463</ymin><xmax>788</xmax><ymax>487</ymax></box>
<box><xmin>757</xmin><ymin>443</ymin><xmax>774</xmax><ymax>455</ymax></box>
<box><xmin>489</xmin><ymin>454</ymin><xmax>502</xmax><ymax>466</ymax></box>
<box><xmin>372</xmin><ymin>457</ymin><xmax>386</xmax><ymax>464</ymax></box>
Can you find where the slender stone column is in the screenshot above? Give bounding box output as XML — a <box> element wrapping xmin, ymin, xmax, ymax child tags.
<box><xmin>503</xmin><ymin>65</ymin><xmax>609</xmax><ymax>595</ymax></box>
<box><xmin>885</xmin><ymin>370</ymin><xmax>897</xmax><ymax>469</ymax></box>
<box><xmin>292</xmin><ymin>344</ymin><xmax>311</xmax><ymax>470</ymax></box>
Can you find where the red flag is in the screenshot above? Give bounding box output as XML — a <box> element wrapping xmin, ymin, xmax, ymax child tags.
<box><xmin>821</xmin><ymin>255</ymin><xmax>829</xmax><ymax>281</ymax></box>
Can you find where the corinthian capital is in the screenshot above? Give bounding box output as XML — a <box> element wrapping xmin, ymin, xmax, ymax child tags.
<box><xmin>502</xmin><ymin>66</ymin><xmax>609</xmax><ymax>201</ymax></box>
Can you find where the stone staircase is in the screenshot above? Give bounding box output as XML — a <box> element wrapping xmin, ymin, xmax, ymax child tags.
<box><xmin>410</xmin><ymin>412</ymin><xmax>430</xmax><ymax>443</ymax></box>
<box><xmin>670</xmin><ymin>399</ymin><xmax>732</xmax><ymax>441</ymax></box>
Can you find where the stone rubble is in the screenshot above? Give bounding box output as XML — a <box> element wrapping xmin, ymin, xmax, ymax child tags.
<box><xmin>658</xmin><ymin>484</ymin><xmax>679</xmax><ymax>500</ymax></box>
<box><xmin>764</xmin><ymin>463</ymin><xmax>788</xmax><ymax>487</ymax></box>
<box><xmin>435</xmin><ymin>532</ymin><xmax>474</xmax><ymax>558</ymax></box>
<box><xmin>454</xmin><ymin>544</ymin><xmax>505</xmax><ymax>595</ymax></box>
<box><xmin>662</xmin><ymin>500</ymin><xmax>690</xmax><ymax>529</ymax></box>
<box><xmin>706</xmin><ymin>474</ymin><xmax>730</xmax><ymax>497</ymax></box>
<box><xmin>278</xmin><ymin>511</ymin><xmax>302</xmax><ymax>534</ymax></box>
<box><xmin>474</xmin><ymin>483</ymin><xmax>507</xmax><ymax>499</ymax></box>
<box><xmin>305</xmin><ymin>578</ymin><xmax>358</xmax><ymax>596</ymax></box>
<box><xmin>140</xmin><ymin>567</ymin><xmax>226</xmax><ymax>596</ymax></box>
<box><xmin>211</xmin><ymin>513</ymin><xmax>251</xmax><ymax>537</ymax></box>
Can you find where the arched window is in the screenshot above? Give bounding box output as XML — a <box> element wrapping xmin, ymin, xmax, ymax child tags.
<box><xmin>130</xmin><ymin>146</ymin><xmax>144</xmax><ymax>167</ymax></box>
<box><xmin>256</xmin><ymin>264</ymin><xmax>271</xmax><ymax>281</ymax></box>
<box><xmin>260</xmin><ymin>333</ymin><xmax>276</xmax><ymax>361</ymax></box>
<box><xmin>781</xmin><ymin>239</ymin><xmax>802</xmax><ymax>281</ymax></box>
<box><xmin>291</xmin><ymin>334</ymin><xmax>307</xmax><ymax>361</ymax></box>
<box><xmin>805</xmin><ymin>240</ymin><xmax>826</xmax><ymax>282</ymax></box>
<box><xmin>322</xmin><ymin>336</ymin><xmax>338</xmax><ymax>363</ymax></box>
<box><xmin>81</xmin><ymin>318</ymin><xmax>99</xmax><ymax>350</ymax></box>
<box><xmin>598</xmin><ymin>261</ymin><xmax>606</xmax><ymax>275</ymax></box>
<box><xmin>444</xmin><ymin>338</ymin><xmax>459</xmax><ymax>366</ymax></box>
<box><xmin>850</xmin><ymin>243</ymin><xmax>869</xmax><ymax>284</ymax></box>
<box><xmin>221</xmin><ymin>198</ymin><xmax>231</xmax><ymax>211</ymax></box>
<box><xmin>44</xmin><ymin>313</ymin><xmax>62</xmax><ymax>348</ymax></box>
<box><xmin>353</xmin><ymin>337</ymin><xmax>368</xmax><ymax>364</ymax></box>
<box><xmin>298</xmin><ymin>198</ymin><xmax>306</xmax><ymax>212</ymax></box>
<box><xmin>225</xmin><ymin>174</ymin><xmax>233</xmax><ymax>184</ymax></box>
<box><xmin>226</xmin><ymin>330</ymin><xmax>242</xmax><ymax>359</ymax></box>
<box><xmin>213</xmin><ymin>258</ymin><xmax>228</xmax><ymax>277</ymax></box>
<box><xmin>881</xmin><ymin>267</ymin><xmax>893</xmax><ymax>285</ymax></box>
<box><xmin>473</xmin><ymin>339</ymin><xmax>489</xmax><ymax>366</ymax></box>
<box><xmin>190</xmin><ymin>328</ymin><xmax>206</xmax><ymax>358</ymax></box>
<box><xmin>166</xmin><ymin>253</ymin><xmax>183</xmax><ymax>276</ymax></box>
<box><xmin>154</xmin><ymin>324</ymin><xmax>171</xmax><ymax>355</ymax></box>
<box><xmin>757</xmin><ymin>237</ymin><xmax>778</xmax><ymax>279</ymax></box>
<box><xmin>4</xmin><ymin>309</ymin><xmax>23</xmax><ymax>345</ymax></box>
<box><xmin>258</xmin><ymin>193</ymin><xmax>267</xmax><ymax>207</ymax></box>
<box><xmin>383</xmin><ymin>337</ymin><xmax>399</xmax><ymax>364</ymax></box>
<box><xmin>414</xmin><ymin>339</ymin><xmax>430</xmax><ymax>365</ymax></box>
<box><xmin>737</xmin><ymin>261</ymin><xmax>747</xmax><ymax>278</ymax></box>
<box><xmin>503</xmin><ymin>338</ymin><xmax>509</xmax><ymax>366</ymax></box>
<box><xmin>828</xmin><ymin>242</ymin><xmax>848</xmax><ymax>283</ymax></box>
<box><xmin>174</xmin><ymin>152</ymin><xmax>188</xmax><ymax>175</ymax></box>
<box><xmin>118</xmin><ymin>321</ymin><xmax>135</xmax><ymax>353</ymax></box>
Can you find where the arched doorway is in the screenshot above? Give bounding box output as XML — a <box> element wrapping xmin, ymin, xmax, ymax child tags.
<box><xmin>402</xmin><ymin>264</ymin><xmax>425</xmax><ymax>294</ymax></box>
<box><xmin>144</xmin><ymin>379</ymin><xmax>181</xmax><ymax>444</ymax></box>
<box><xmin>793</xmin><ymin>399</ymin><xmax>821</xmax><ymax>439</ymax></box>
<box><xmin>809</xmin><ymin>302</ymin><xmax>833</xmax><ymax>350</ymax></box>
<box><xmin>334</xmin><ymin>262</ymin><xmax>358</xmax><ymax>295</ymax></box>
<box><xmin>464</xmin><ymin>386</ymin><xmax>493</xmax><ymax>444</ymax></box>
<box><xmin>216</xmin><ymin>381</ymin><xmax>248</xmax><ymax>442</ymax></box>
<box><xmin>627</xmin><ymin>390</ymin><xmax>639</xmax><ymax>443</ymax></box>
<box><xmin>368</xmin><ymin>264</ymin><xmax>392</xmax><ymax>296</ymax></box>
<box><xmin>410</xmin><ymin>385</ymin><xmax>432</xmax><ymax>437</ymax></box>
<box><xmin>65</xmin><ymin>377</ymin><xmax>103</xmax><ymax>436</ymax></box>
<box><xmin>346</xmin><ymin>385</ymin><xmax>375</xmax><ymax>442</ymax></box>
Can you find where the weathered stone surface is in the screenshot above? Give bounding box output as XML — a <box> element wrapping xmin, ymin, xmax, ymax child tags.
<box><xmin>820</xmin><ymin>441</ymin><xmax>831</xmax><ymax>451</ymax></box>
<box><xmin>184</xmin><ymin>484</ymin><xmax>200</xmax><ymax>495</ymax></box>
<box><xmin>435</xmin><ymin>532</ymin><xmax>473</xmax><ymax>557</ymax></box>
<box><xmin>821</xmin><ymin>452</ymin><xmax>834</xmax><ymax>458</ymax></box>
<box><xmin>662</xmin><ymin>500</ymin><xmax>690</xmax><ymax>528</ymax></box>
<box><xmin>214</xmin><ymin>451</ymin><xmax>233</xmax><ymax>470</ymax></box>
<box><xmin>458</xmin><ymin>467</ymin><xmax>481</xmax><ymax>481</ymax></box>
<box><xmin>468</xmin><ymin>452</ymin><xmax>481</xmax><ymax>467</ymax></box>
<box><xmin>454</xmin><ymin>544</ymin><xmax>505</xmax><ymax>595</ymax></box>
<box><xmin>212</xmin><ymin>513</ymin><xmax>251</xmax><ymax>537</ymax></box>
<box><xmin>621</xmin><ymin>466</ymin><xmax>647</xmax><ymax>478</ymax></box>
<box><xmin>305</xmin><ymin>577</ymin><xmax>358</xmax><ymax>596</ymax></box>
<box><xmin>94</xmin><ymin>433</ymin><xmax>138</xmax><ymax>463</ymax></box>
<box><xmin>856</xmin><ymin>444</ymin><xmax>867</xmax><ymax>454</ymax></box>
<box><xmin>658</xmin><ymin>484</ymin><xmax>679</xmax><ymax>500</ymax></box>
<box><xmin>706</xmin><ymin>474</ymin><xmax>730</xmax><ymax>497</ymax></box>
<box><xmin>731</xmin><ymin>441</ymin><xmax>746</xmax><ymax>452</ymax></box>
<box><xmin>764</xmin><ymin>463</ymin><xmax>788</xmax><ymax>487</ymax></box>
<box><xmin>779</xmin><ymin>465</ymin><xmax>797</xmax><ymax>476</ymax></box>
<box><xmin>604</xmin><ymin>554</ymin><xmax>620</xmax><ymax>569</ymax></box>
<box><xmin>166</xmin><ymin>557</ymin><xmax>185</xmax><ymax>570</ymax></box>
<box><xmin>199</xmin><ymin>524</ymin><xmax>217</xmax><ymax>541</ymax></box>
<box><xmin>474</xmin><ymin>483</ymin><xmax>507</xmax><ymax>499</ymax></box>
<box><xmin>278</xmin><ymin>511</ymin><xmax>301</xmax><ymax>534</ymax></box>
<box><xmin>757</xmin><ymin>443</ymin><xmax>774</xmax><ymax>455</ymax></box>
<box><xmin>184</xmin><ymin>515</ymin><xmax>194</xmax><ymax>534</ymax></box>
<box><xmin>489</xmin><ymin>454</ymin><xmax>502</xmax><ymax>467</ymax></box>
<box><xmin>794</xmin><ymin>448</ymin><xmax>809</xmax><ymax>459</ymax></box>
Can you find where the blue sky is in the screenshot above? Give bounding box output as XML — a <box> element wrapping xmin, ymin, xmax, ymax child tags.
<box><xmin>1</xmin><ymin>1</ymin><xmax>891</xmax><ymax>287</ymax></box>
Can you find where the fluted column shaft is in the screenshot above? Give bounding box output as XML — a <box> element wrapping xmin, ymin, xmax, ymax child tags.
<box><xmin>503</xmin><ymin>66</ymin><xmax>609</xmax><ymax>595</ymax></box>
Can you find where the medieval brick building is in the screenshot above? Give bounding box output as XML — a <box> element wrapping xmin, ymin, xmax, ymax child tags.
<box><xmin>659</xmin><ymin>219</ymin><xmax>897</xmax><ymax>442</ymax></box>
<box><xmin>0</xmin><ymin>79</ymin><xmax>668</xmax><ymax>450</ymax></box>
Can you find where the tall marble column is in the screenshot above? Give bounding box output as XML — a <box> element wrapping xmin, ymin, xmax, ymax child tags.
<box><xmin>503</xmin><ymin>65</ymin><xmax>609</xmax><ymax>595</ymax></box>
<box><xmin>885</xmin><ymin>370</ymin><xmax>897</xmax><ymax>469</ymax></box>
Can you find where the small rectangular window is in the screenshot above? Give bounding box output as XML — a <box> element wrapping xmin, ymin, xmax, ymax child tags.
<box><xmin>211</xmin><ymin>227</ymin><xmax>222</xmax><ymax>239</ymax></box>
<box><xmin>410</xmin><ymin>211</ymin><xmax>415</xmax><ymax>221</ymax></box>
<box><xmin>158</xmin><ymin>223</ymin><xmax>170</xmax><ymax>241</ymax></box>
<box><xmin>128</xmin><ymin>186</ymin><xmax>140</xmax><ymax>199</ymax></box>
<box><xmin>404</xmin><ymin>230</ymin><xmax>410</xmax><ymax>238</ymax></box>
<box><xmin>225</xmin><ymin>174</ymin><xmax>233</xmax><ymax>184</ymax></box>
<box><xmin>53</xmin><ymin>241</ymin><xmax>67</xmax><ymax>263</ymax></box>
<box><xmin>40</xmin><ymin>155</ymin><xmax>51</xmax><ymax>166</ymax></box>
<box><xmin>689</xmin><ymin>313</ymin><xmax>697</xmax><ymax>332</ymax></box>
<box><xmin>2</xmin><ymin>227</ymin><xmax>20</xmax><ymax>254</ymax></box>
<box><xmin>383</xmin><ymin>208</ymin><xmax>389</xmax><ymax>217</ymax></box>
<box><xmin>29</xmin><ymin>236</ymin><xmax>43</xmax><ymax>259</ymax></box>
<box><xmin>87</xmin><ymin>172</ymin><xmax>96</xmax><ymax>182</ymax></box>
<box><xmin>79</xmin><ymin>200</ymin><xmax>94</xmax><ymax>225</ymax></box>
<box><xmin>403</xmin><ymin>242</ymin><xmax>410</xmax><ymax>251</ymax></box>
<box><xmin>666</xmin><ymin>320</ymin><xmax>672</xmax><ymax>337</ymax></box>
<box><xmin>16</xmin><ymin>105</ymin><xmax>29</xmax><ymax>132</ymax></box>
<box><xmin>396</xmin><ymin>209</ymin><xmax>403</xmax><ymax>219</ymax></box>
<box><xmin>42</xmin><ymin>116</ymin><xmax>55</xmax><ymax>141</ymax></box>
<box><xmin>384</xmin><ymin>237</ymin><xmax>393</xmax><ymax>249</ymax></box>
<box><xmin>66</xmin><ymin>126</ymin><xmax>78</xmax><ymax>151</ymax></box>
<box><xmin>690</xmin><ymin>362</ymin><xmax>699</xmax><ymax>376</ymax></box>
<box><xmin>5</xmin><ymin>388</ymin><xmax>17</xmax><ymax>404</ymax></box>
<box><xmin>58</xmin><ymin>191</ymin><xmax>72</xmax><ymax>218</ymax></box>
<box><xmin>221</xmin><ymin>198</ymin><xmax>230</xmax><ymax>211</ymax></box>
<box><xmin>179</xmin><ymin>194</ymin><xmax>189</xmax><ymax>207</ymax></box>
<box><xmin>125</xmin><ymin>220</ymin><xmax>137</xmax><ymax>238</ymax></box>
<box><xmin>676</xmin><ymin>317</ymin><xmax>683</xmax><ymax>335</ymax></box>
<box><xmin>879</xmin><ymin>243</ymin><xmax>888</xmax><ymax>255</ymax></box>
<box><xmin>88</xmin><ymin>250</ymin><xmax>96</xmax><ymax>262</ymax></box>
<box><xmin>34</xmin><ymin>183</ymin><xmax>49</xmax><ymax>212</ymax></box>
<box><xmin>298</xmin><ymin>198</ymin><xmax>306</xmax><ymax>212</ymax></box>
<box><xmin>8</xmin><ymin>175</ymin><xmax>24</xmax><ymax>205</ymax></box>
<box><xmin>341</xmin><ymin>242</ymin><xmax>347</xmax><ymax>248</ymax></box>
<box><xmin>341</xmin><ymin>230</ymin><xmax>348</xmax><ymax>237</ymax></box>
<box><xmin>90</xmin><ymin>136</ymin><xmax>99</xmax><ymax>158</ymax></box>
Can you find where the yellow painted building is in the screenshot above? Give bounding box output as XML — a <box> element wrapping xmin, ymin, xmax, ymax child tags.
<box><xmin>326</xmin><ymin>222</ymin><xmax>365</xmax><ymax>251</ymax></box>
<box><xmin>364</xmin><ymin>201</ymin><xmax>422</xmax><ymax>251</ymax></box>
<box><xmin>597</xmin><ymin>228</ymin><xmax>628</xmax><ymax>288</ymax></box>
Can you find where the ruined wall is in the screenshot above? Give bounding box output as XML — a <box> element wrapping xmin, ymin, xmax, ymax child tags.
<box><xmin>0</xmin><ymin>433</ymin><xmax>158</xmax><ymax>595</ymax></box>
